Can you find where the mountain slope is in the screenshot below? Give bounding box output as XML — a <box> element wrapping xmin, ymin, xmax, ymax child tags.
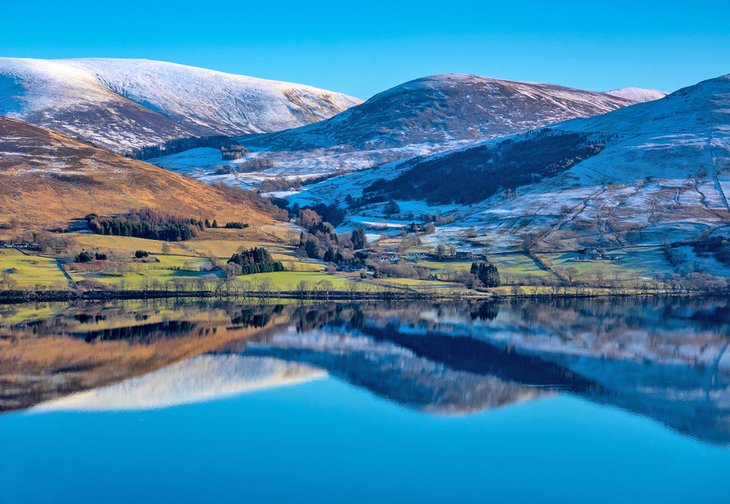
<box><xmin>250</xmin><ymin>74</ymin><xmax>636</xmax><ymax>150</ymax></box>
<box><xmin>152</xmin><ymin>74</ymin><xmax>637</xmax><ymax>184</ymax></box>
<box><xmin>0</xmin><ymin>58</ymin><xmax>361</xmax><ymax>152</ymax></box>
<box><xmin>305</xmin><ymin>74</ymin><xmax>730</xmax><ymax>251</ymax></box>
<box><xmin>606</xmin><ymin>87</ymin><xmax>668</xmax><ymax>102</ymax></box>
<box><xmin>0</xmin><ymin>116</ymin><xmax>277</xmax><ymax>229</ymax></box>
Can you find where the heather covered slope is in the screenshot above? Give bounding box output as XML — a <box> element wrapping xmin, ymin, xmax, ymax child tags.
<box><xmin>0</xmin><ymin>58</ymin><xmax>361</xmax><ymax>152</ymax></box>
<box><xmin>152</xmin><ymin>74</ymin><xmax>638</xmax><ymax>183</ymax></box>
<box><xmin>0</xmin><ymin>116</ymin><xmax>277</xmax><ymax>230</ymax></box>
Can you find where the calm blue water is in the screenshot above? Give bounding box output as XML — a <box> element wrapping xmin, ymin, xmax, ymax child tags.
<box><xmin>2</xmin><ymin>377</ymin><xmax>729</xmax><ymax>504</ymax></box>
<box><xmin>1</xmin><ymin>298</ymin><xmax>729</xmax><ymax>503</ymax></box>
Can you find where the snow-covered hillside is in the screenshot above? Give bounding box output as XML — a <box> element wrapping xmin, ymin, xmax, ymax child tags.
<box><xmin>606</xmin><ymin>87</ymin><xmax>668</xmax><ymax>102</ymax></box>
<box><xmin>299</xmin><ymin>73</ymin><xmax>730</xmax><ymax>252</ymax></box>
<box><xmin>0</xmin><ymin>58</ymin><xmax>361</xmax><ymax>152</ymax></box>
<box><xmin>152</xmin><ymin>73</ymin><xmax>638</xmax><ymax>184</ymax></box>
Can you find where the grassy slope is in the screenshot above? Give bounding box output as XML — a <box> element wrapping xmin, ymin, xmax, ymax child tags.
<box><xmin>0</xmin><ymin>249</ymin><xmax>68</xmax><ymax>288</ymax></box>
<box><xmin>0</xmin><ymin>116</ymin><xmax>275</xmax><ymax>231</ymax></box>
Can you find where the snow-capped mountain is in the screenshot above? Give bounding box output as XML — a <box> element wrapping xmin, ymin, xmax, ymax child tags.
<box><xmin>607</xmin><ymin>87</ymin><xmax>668</xmax><ymax>102</ymax></box>
<box><xmin>301</xmin><ymin>73</ymin><xmax>730</xmax><ymax>251</ymax></box>
<box><xmin>251</xmin><ymin>74</ymin><xmax>637</xmax><ymax>150</ymax></box>
<box><xmin>151</xmin><ymin>73</ymin><xmax>638</xmax><ymax>184</ymax></box>
<box><xmin>0</xmin><ymin>58</ymin><xmax>361</xmax><ymax>152</ymax></box>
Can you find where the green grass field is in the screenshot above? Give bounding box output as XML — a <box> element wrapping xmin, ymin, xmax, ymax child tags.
<box><xmin>5</xmin><ymin>226</ymin><xmax>684</xmax><ymax>297</ymax></box>
<box><xmin>414</xmin><ymin>260</ymin><xmax>481</xmax><ymax>284</ymax></box>
<box><xmin>235</xmin><ymin>271</ymin><xmax>353</xmax><ymax>291</ymax></box>
<box><xmin>0</xmin><ymin>249</ymin><xmax>69</xmax><ymax>288</ymax></box>
<box><xmin>69</xmin><ymin>254</ymin><xmax>217</xmax><ymax>288</ymax></box>
<box><xmin>374</xmin><ymin>276</ymin><xmax>471</xmax><ymax>293</ymax></box>
<box><xmin>486</xmin><ymin>253</ymin><xmax>553</xmax><ymax>281</ymax></box>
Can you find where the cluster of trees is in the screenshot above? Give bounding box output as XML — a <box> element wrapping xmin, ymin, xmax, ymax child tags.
<box><xmin>258</xmin><ymin>174</ymin><xmax>347</xmax><ymax>194</ymax></box>
<box><xmin>296</xmin><ymin>208</ymin><xmax>365</xmax><ymax>264</ymax></box>
<box><xmin>352</xmin><ymin>228</ymin><xmax>367</xmax><ymax>250</ymax></box>
<box><xmin>383</xmin><ymin>200</ymin><xmax>400</xmax><ymax>215</ymax></box>
<box><xmin>292</xmin><ymin>203</ymin><xmax>346</xmax><ymax>227</ymax></box>
<box><xmin>470</xmin><ymin>261</ymin><xmax>501</xmax><ymax>287</ymax></box>
<box><xmin>86</xmin><ymin>210</ymin><xmax>205</xmax><ymax>242</ymax></box>
<box><xmin>220</xmin><ymin>145</ymin><xmax>248</xmax><ymax>160</ymax></box>
<box><xmin>227</xmin><ymin>247</ymin><xmax>284</xmax><ymax>275</ymax></box>
<box><xmin>222</xmin><ymin>222</ymin><xmax>249</xmax><ymax>229</ymax></box>
<box><xmin>258</xmin><ymin>177</ymin><xmax>303</xmax><ymax>193</ymax></box>
<box><xmin>364</xmin><ymin>131</ymin><xmax>605</xmax><ymax>205</ymax></box>
<box><xmin>371</xmin><ymin>261</ymin><xmax>431</xmax><ymax>280</ymax></box>
<box><xmin>691</xmin><ymin>236</ymin><xmax>730</xmax><ymax>266</ymax></box>
<box><xmin>75</xmin><ymin>251</ymin><xmax>107</xmax><ymax>263</ymax></box>
<box><xmin>663</xmin><ymin>237</ymin><xmax>730</xmax><ymax>271</ymax></box>
<box><xmin>30</xmin><ymin>232</ymin><xmax>72</xmax><ymax>255</ymax></box>
<box><xmin>405</xmin><ymin>222</ymin><xmax>435</xmax><ymax>234</ymax></box>
<box><xmin>127</xmin><ymin>135</ymin><xmax>239</xmax><ymax>160</ymax></box>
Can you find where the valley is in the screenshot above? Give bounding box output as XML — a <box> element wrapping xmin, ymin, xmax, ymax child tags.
<box><xmin>0</xmin><ymin>62</ymin><xmax>728</xmax><ymax>299</ymax></box>
<box><xmin>4</xmin><ymin>6</ymin><xmax>730</xmax><ymax>504</ymax></box>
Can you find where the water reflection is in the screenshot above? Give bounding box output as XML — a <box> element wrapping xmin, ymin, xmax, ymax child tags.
<box><xmin>1</xmin><ymin>297</ymin><xmax>728</xmax><ymax>444</ymax></box>
<box><xmin>36</xmin><ymin>355</ymin><xmax>323</xmax><ymax>411</ymax></box>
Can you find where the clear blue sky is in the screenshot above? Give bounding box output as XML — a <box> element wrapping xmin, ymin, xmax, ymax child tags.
<box><xmin>2</xmin><ymin>0</ymin><xmax>728</xmax><ymax>99</ymax></box>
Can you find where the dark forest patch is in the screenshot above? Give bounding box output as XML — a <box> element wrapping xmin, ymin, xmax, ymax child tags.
<box><xmin>363</xmin><ymin>130</ymin><xmax>605</xmax><ymax>205</ymax></box>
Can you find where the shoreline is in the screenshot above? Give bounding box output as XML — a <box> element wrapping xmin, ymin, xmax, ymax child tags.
<box><xmin>0</xmin><ymin>287</ymin><xmax>724</xmax><ymax>305</ymax></box>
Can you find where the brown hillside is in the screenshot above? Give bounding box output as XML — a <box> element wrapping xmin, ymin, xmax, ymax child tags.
<box><xmin>0</xmin><ymin>116</ymin><xmax>276</xmax><ymax>230</ymax></box>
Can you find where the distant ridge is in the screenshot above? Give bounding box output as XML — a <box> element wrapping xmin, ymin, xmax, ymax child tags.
<box><xmin>153</xmin><ymin>73</ymin><xmax>640</xmax><ymax>183</ymax></box>
<box><xmin>606</xmin><ymin>87</ymin><xmax>668</xmax><ymax>102</ymax></box>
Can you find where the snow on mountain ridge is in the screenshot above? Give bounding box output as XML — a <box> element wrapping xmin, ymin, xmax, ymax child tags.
<box><xmin>0</xmin><ymin>57</ymin><xmax>361</xmax><ymax>151</ymax></box>
<box><xmin>606</xmin><ymin>87</ymin><xmax>668</xmax><ymax>102</ymax></box>
<box><xmin>63</xmin><ymin>58</ymin><xmax>362</xmax><ymax>135</ymax></box>
<box><xmin>261</xmin><ymin>72</ymin><xmax>637</xmax><ymax>151</ymax></box>
<box><xmin>151</xmin><ymin>72</ymin><xmax>639</xmax><ymax>185</ymax></box>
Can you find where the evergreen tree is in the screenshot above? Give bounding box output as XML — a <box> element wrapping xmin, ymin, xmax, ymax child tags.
<box><xmin>352</xmin><ymin>228</ymin><xmax>367</xmax><ymax>250</ymax></box>
<box><xmin>471</xmin><ymin>261</ymin><xmax>500</xmax><ymax>287</ymax></box>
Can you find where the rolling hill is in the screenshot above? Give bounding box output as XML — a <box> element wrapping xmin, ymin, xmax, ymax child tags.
<box><xmin>296</xmin><ymin>73</ymin><xmax>730</xmax><ymax>252</ymax></box>
<box><xmin>151</xmin><ymin>73</ymin><xmax>642</xmax><ymax>184</ymax></box>
<box><xmin>0</xmin><ymin>58</ymin><xmax>361</xmax><ymax>152</ymax></box>
<box><xmin>0</xmin><ymin>116</ymin><xmax>278</xmax><ymax>230</ymax></box>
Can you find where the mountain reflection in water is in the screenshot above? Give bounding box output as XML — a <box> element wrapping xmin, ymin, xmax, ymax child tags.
<box><xmin>1</xmin><ymin>297</ymin><xmax>728</xmax><ymax>444</ymax></box>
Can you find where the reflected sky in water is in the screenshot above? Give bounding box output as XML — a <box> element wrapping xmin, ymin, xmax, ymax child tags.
<box><xmin>1</xmin><ymin>297</ymin><xmax>729</xmax><ymax>502</ymax></box>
